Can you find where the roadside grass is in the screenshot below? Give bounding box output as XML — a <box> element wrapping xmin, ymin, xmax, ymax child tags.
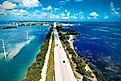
<box><xmin>46</xmin><ymin>33</ymin><xmax>55</xmax><ymax>81</ymax></box>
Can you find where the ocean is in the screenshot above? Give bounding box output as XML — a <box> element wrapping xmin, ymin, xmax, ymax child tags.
<box><xmin>63</xmin><ymin>22</ymin><xmax>121</xmax><ymax>81</ymax></box>
<box><xmin>0</xmin><ymin>25</ymin><xmax>50</xmax><ymax>81</ymax></box>
<box><xmin>0</xmin><ymin>22</ymin><xmax>121</xmax><ymax>81</ymax></box>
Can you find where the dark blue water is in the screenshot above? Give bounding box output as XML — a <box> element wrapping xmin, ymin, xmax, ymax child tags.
<box><xmin>63</xmin><ymin>22</ymin><xmax>121</xmax><ymax>80</ymax></box>
<box><xmin>0</xmin><ymin>26</ymin><xmax>50</xmax><ymax>81</ymax></box>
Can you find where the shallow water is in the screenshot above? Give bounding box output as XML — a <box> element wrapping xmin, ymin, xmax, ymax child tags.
<box><xmin>0</xmin><ymin>26</ymin><xmax>50</xmax><ymax>81</ymax></box>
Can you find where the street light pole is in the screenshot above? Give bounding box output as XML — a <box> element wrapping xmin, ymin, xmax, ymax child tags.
<box><xmin>26</xmin><ymin>31</ymin><xmax>29</xmax><ymax>44</ymax></box>
<box><xmin>0</xmin><ymin>39</ymin><xmax>6</xmax><ymax>59</ymax></box>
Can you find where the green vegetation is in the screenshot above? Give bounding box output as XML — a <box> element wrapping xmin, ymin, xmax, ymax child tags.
<box><xmin>22</xmin><ymin>27</ymin><xmax>53</xmax><ymax>81</ymax></box>
<box><xmin>46</xmin><ymin>33</ymin><xmax>55</xmax><ymax>81</ymax></box>
<box><xmin>57</xmin><ymin>23</ymin><xmax>113</xmax><ymax>81</ymax></box>
<box><xmin>62</xmin><ymin>29</ymin><xmax>80</xmax><ymax>35</ymax></box>
<box><xmin>83</xmin><ymin>76</ymin><xmax>92</xmax><ymax>81</ymax></box>
<box><xmin>56</xmin><ymin>24</ymin><xmax>94</xmax><ymax>79</ymax></box>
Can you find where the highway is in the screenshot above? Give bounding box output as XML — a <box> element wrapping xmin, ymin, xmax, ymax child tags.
<box><xmin>54</xmin><ymin>23</ymin><xmax>77</xmax><ymax>81</ymax></box>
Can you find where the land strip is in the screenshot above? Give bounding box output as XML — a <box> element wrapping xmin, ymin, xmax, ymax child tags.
<box><xmin>22</xmin><ymin>27</ymin><xmax>53</xmax><ymax>81</ymax></box>
<box><xmin>54</xmin><ymin>23</ymin><xmax>77</xmax><ymax>81</ymax></box>
<box><xmin>56</xmin><ymin>23</ymin><xmax>98</xmax><ymax>81</ymax></box>
<box><xmin>39</xmin><ymin>32</ymin><xmax>53</xmax><ymax>81</ymax></box>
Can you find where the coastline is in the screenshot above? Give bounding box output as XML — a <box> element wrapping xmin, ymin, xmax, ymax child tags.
<box><xmin>39</xmin><ymin>33</ymin><xmax>52</xmax><ymax>81</ymax></box>
<box><xmin>68</xmin><ymin>35</ymin><xmax>98</xmax><ymax>81</ymax></box>
<box><xmin>68</xmin><ymin>35</ymin><xmax>83</xmax><ymax>81</ymax></box>
<box><xmin>22</xmin><ymin>27</ymin><xmax>53</xmax><ymax>81</ymax></box>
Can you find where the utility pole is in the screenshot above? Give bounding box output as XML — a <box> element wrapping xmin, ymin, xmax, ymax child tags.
<box><xmin>0</xmin><ymin>39</ymin><xmax>6</xmax><ymax>59</ymax></box>
<box><xmin>26</xmin><ymin>31</ymin><xmax>29</xmax><ymax>44</ymax></box>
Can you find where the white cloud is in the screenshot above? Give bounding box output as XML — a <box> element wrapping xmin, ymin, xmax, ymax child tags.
<box><xmin>69</xmin><ymin>11</ymin><xmax>84</xmax><ymax>20</ymax></box>
<box><xmin>70</xmin><ymin>14</ymin><xmax>77</xmax><ymax>19</ymax></box>
<box><xmin>60</xmin><ymin>10</ymin><xmax>71</xmax><ymax>19</ymax></box>
<box><xmin>60</xmin><ymin>11</ymin><xmax>84</xmax><ymax>20</ymax></box>
<box><xmin>53</xmin><ymin>8</ymin><xmax>60</xmax><ymax>12</ymax></box>
<box><xmin>75</xmin><ymin>0</ymin><xmax>83</xmax><ymax>2</ymax></box>
<box><xmin>31</xmin><ymin>11</ymin><xmax>60</xmax><ymax>19</ymax></box>
<box><xmin>89</xmin><ymin>12</ymin><xmax>99</xmax><ymax>17</ymax></box>
<box><xmin>11</xmin><ymin>10</ymin><xmax>21</xmax><ymax>15</ymax></box>
<box><xmin>67</xmin><ymin>12</ymin><xmax>70</xmax><ymax>17</ymax></box>
<box><xmin>19</xmin><ymin>9</ymin><xmax>28</xmax><ymax>15</ymax></box>
<box><xmin>8</xmin><ymin>0</ymin><xmax>42</xmax><ymax>8</ymax></box>
<box><xmin>54</xmin><ymin>8</ymin><xmax>57</xmax><ymax>11</ymax></box>
<box><xmin>89</xmin><ymin>12</ymin><xmax>99</xmax><ymax>19</ymax></box>
<box><xmin>0</xmin><ymin>9</ymin><xmax>6</xmax><ymax>15</ymax></box>
<box><xmin>79</xmin><ymin>15</ymin><xmax>84</xmax><ymax>19</ymax></box>
<box><xmin>22</xmin><ymin>0</ymin><xmax>40</xmax><ymax>8</ymax></box>
<box><xmin>59</xmin><ymin>0</ymin><xmax>70</xmax><ymax>5</ymax></box>
<box><xmin>65</xmin><ymin>10</ymin><xmax>68</xmax><ymax>13</ymax></box>
<box><xmin>50</xmin><ymin>14</ymin><xmax>60</xmax><ymax>19</ymax></box>
<box><xmin>0</xmin><ymin>1</ymin><xmax>16</xmax><ymax>9</ymax></box>
<box><xmin>79</xmin><ymin>11</ymin><xmax>84</xmax><ymax>19</ymax></box>
<box><xmin>60</xmin><ymin>13</ymin><xmax>67</xmax><ymax>19</ymax></box>
<box><xmin>61</xmin><ymin>13</ymin><xmax>66</xmax><ymax>19</ymax></box>
<box><xmin>35</xmin><ymin>10</ymin><xmax>40</xmax><ymax>13</ymax></box>
<box><xmin>42</xmin><ymin>6</ymin><xmax>52</xmax><ymax>11</ymax></box>
<box><xmin>110</xmin><ymin>2</ymin><xmax>120</xmax><ymax>17</ymax></box>
<box><xmin>87</xmin><ymin>16</ymin><xmax>91</xmax><ymax>19</ymax></box>
<box><xmin>104</xmin><ymin>15</ymin><xmax>109</xmax><ymax>19</ymax></box>
<box><xmin>73</xmin><ymin>14</ymin><xmax>78</xmax><ymax>19</ymax></box>
<box><xmin>10</xmin><ymin>9</ymin><xmax>28</xmax><ymax>16</ymax></box>
<box><xmin>39</xmin><ymin>12</ymin><xmax>48</xmax><ymax>17</ymax></box>
<box><xmin>32</xmin><ymin>10</ymin><xmax>41</xmax><ymax>17</ymax></box>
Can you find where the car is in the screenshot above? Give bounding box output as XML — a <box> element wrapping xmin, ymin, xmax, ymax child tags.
<box><xmin>63</xmin><ymin>60</ymin><xmax>65</xmax><ymax>63</ymax></box>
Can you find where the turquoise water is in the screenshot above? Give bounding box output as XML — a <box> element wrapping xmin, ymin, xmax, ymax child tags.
<box><xmin>0</xmin><ymin>26</ymin><xmax>50</xmax><ymax>81</ymax></box>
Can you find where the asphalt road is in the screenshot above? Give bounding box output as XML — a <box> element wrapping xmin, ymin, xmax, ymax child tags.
<box><xmin>54</xmin><ymin>26</ymin><xmax>77</xmax><ymax>81</ymax></box>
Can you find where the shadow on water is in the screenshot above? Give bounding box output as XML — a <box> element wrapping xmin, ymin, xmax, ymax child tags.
<box><xmin>0</xmin><ymin>34</ymin><xmax>46</xmax><ymax>81</ymax></box>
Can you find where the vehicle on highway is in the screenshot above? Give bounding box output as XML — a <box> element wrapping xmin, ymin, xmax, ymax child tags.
<box><xmin>63</xmin><ymin>60</ymin><xmax>65</xmax><ymax>63</ymax></box>
<box><xmin>56</xmin><ymin>44</ymin><xmax>58</xmax><ymax>46</ymax></box>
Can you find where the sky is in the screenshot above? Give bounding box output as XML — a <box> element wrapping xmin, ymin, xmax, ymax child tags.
<box><xmin>0</xmin><ymin>0</ymin><xmax>121</xmax><ymax>21</ymax></box>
